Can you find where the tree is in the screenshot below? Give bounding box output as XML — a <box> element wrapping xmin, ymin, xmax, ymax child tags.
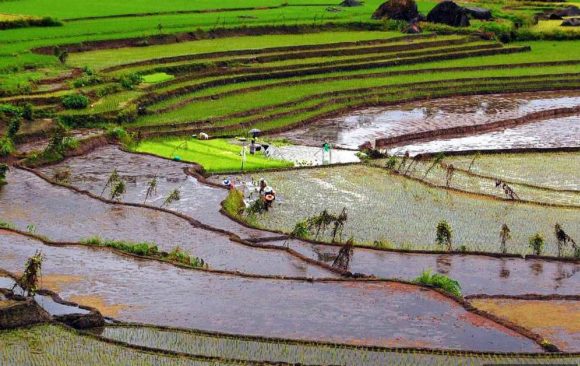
<box><xmin>528</xmin><ymin>233</ymin><xmax>545</xmax><ymax>256</ymax></box>
<box><xmin>101</xmin><ymin>169</ymin><xmax>120</xmax><ymax>196</ymax></box>
<box><xmin>332</xmin><ymin>237</ymin><xmax>354</xmax><ymax>271</ymax></box>
<box><xmin>110</xmin><ymin>180</ymin><xmax>126</xmax><ymax>201</ymax></box>
<box><xmin>13</xmin><ymin>250</ymin><xmax>44</xmax><ymax>297</ymax></box>
<box><xmin>436</xmin><ymin>220</ymin><xmax>452</xmax><ymax>251</ymax></box>
<box><xmin>554</xmin><ymin>223</ymin><xmax>577</xmax><ymax>257</ymax></box>
<box><xmin>499</xmin><ymin>224</ymin><xmax>511</xmax><ymax>254</ymax></box>
<box><xmin>58</xmin><ymin>50</ymin><xmax>69</xmax><ymax>64</ymax></box>
<box><xmin>143</xmin><ymin>176</ymin><xmax>158</xmax><ymax>203</ymax></box>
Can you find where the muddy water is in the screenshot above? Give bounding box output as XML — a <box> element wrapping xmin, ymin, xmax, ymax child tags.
<box><xmin>278</xmin><ymin>239</ymin><xmax>580</xmax><ymax>296</ymax></box>
<box><xmin>0</xmin><ymin>169</ymin><xmax>331</xmax><ymax>278</ymax></box>
<box><xmin>269</xmin><ymin>145</ymin><xmax>359</xmax><ymax>165</ymax></box>
<box><xmin>390</xmin><ymin>115</ymin><xmax>580</xmax><ymax>155</ymax></box>
<box><xmin>39</xmin><ymin>145</ymin><xmax>273</xmax><ymax>240</ymax></box>
<box><xmin>0</xmin><ymin>231</ymin><xmax>542</xmax><ymax>352</ymax></box>
<box><xmin>278</xmin><ymin>91</ymin><xmax>580</xmax><ymax>149</ymax></box>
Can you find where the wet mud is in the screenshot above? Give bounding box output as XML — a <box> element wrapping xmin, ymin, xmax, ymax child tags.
<box><xmin>0</xmin><ymin>168</ymin><xmax>330</xmax><ymax>278</ymax></box>
<box><xmin>0</xmin><ymin>231</ymin><xmax>542</xmax><ymax>352</ymax></box>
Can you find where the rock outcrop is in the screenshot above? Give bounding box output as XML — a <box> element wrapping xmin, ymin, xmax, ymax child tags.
<box><xmin>427</xmin><ymin>1</ymin><xmax>470</xmax><ymax>27</ymax></box>
<box><xmin>372</xmin><ymin>0</ymin><xmax>419</xmax><ymax>21</ymax></box>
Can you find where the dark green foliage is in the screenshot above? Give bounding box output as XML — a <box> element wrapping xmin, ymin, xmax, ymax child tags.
<box><xmin>554</xmin><ymin>223</ymin><xmax>577</xmax><ymax>257</ymax></box>
<box><xmin>0</xmin><ymin>16</ymin><xmax>62</xmax><ymax>30</ymax></box>
<box><xmin>415</xmin><ymin>270</ymin><xmax>462</xmax><ymax>298</ymax></box>
<box><xmin>304</xmin><ymin>208</ymin><xmax>347</xmax><ymax>242</ymax></box>
<box><xmin>110</xmin><ymin>180</ymin><xmax>126</xmax><ymax>201</ymax></box>
<box><xmin>119</xmin><ymin>73</ymin><xmax>143</xmax><ymax>90</ymax></box>
<box><xmin>72</xmin><ymin>74</ymin><xmax>102</xmax><ymax>88</ymax></box>
<box><xmin>22</xmin><ymin>103</ymin><xmax>33</xmax><ymax>121</ymax></box>
<box><xmin>0</xmin><ymin>136</ymin><xmax>15</xmax><ymax>157</ymax></box>
<box><xmin>246</xmin><ymin>198</ymin><xmax>267</xmax><ymax>215</ymax></box>
<box><xmin>291</xmin><ymin>220</ymin><xmax>310</xmax><ymax>239</ymax></box>
<box><xmin>436</xmin><ymin>220</ymin><xmax>452</xmax><ymax>250</ymax></box>
<box><xmin>62</xmin><ymin>94</ymin><xmax>89</xmax><ymax>109</ymax></box>
<box><xmin>500</xmin><ymin>224</ymin><xmax>511</xmax><ymax>254</ymax></box>
<box><xmin>7</xmin><ymin>117</ymin><xmax>21</xmax><ymax>138</ymax></box>
<box><xmin>0</xmin><ymin>163</ymin><xmax>8</xmax><ymax>185</ymax></box>
<box><xmin>528</xmin><ymin>233</ymin><xmax>545</xmax><ymax>255</ymax></box>
<box><xmin>385</xmin><ymin>156</ymin><xmax>397</xmax><ymax>170</ymax></box>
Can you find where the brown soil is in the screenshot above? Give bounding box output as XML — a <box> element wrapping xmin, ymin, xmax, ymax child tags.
<box><xmin>68</xmin><ymin>295</ymin><xmax>130</xmax><ymax>318</ymax></box>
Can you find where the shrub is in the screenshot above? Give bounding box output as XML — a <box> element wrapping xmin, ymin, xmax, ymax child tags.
<box><xmin>119</xmin><ymin>73</ymin><xmax>143</xmax><ymax>90</ymax></box>
<box><xmin>62</xmin><ymin>94</ymin><xmax>89</xmax><ymax>109</ymax></box>
<box><xmin>0</xmin><ymin>163</ymin><xmax>8</xmax><ymax>185</ymax></box>
<box><xmin>7</xmin><ymin>117</ymin><xmax>21</xmax><ymax>138</ymax></box>
<box><xmin>0</xmin><ymin>136</ymin><xmax>15</xmax><ymax>157</ymax></box>
<box><xmin>168</xmin><ymin>247</ymin><xmax>207</xmax><ymax>269</ymax></box>
<box><xmin>106</xmin><ymin>126</ymin><xmax>134</xmax><ymax>147</ymax></box>
<box><xmin>223</xmin><ymin>189</ymin><xmax>245</xmax><ymax>217</ymax></box>
<box><xmin>291</xmin><ymin>220</ymin><xmax>310</xmax><ymax>239</ymax></box>
<box><xmin>22</xmin><ymin>103</ymin><xmax>33</xmax><ymax>120</ymax></box>
<box><xmin>415</xmin><ymin>270</ymin><xmax>462</xmax><ymax>298</ymax></box>
<box><xmin>436</xmin><ymin>220</ymin><xmax>452</xmax><ymax>250</ymax></box>
<box><xmin>72</xmin><ymin>74</ymin><xmax>102</xmax><ymax>88</ymax></box>
<box><xmin>385</xmin><ymin>156</ymin><xmax>397</xmax><ymax>170</ymax></box>
<box><xmin>528</xmin><ymin>233</ymin><xmax>545</xmax><ymax>255</ymax></box>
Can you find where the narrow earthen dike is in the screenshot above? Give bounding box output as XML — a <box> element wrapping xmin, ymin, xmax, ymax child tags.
<box><xmin>374</xmin><ymin>106</ymin><xmax>580</xmax><ymax>149</ymax></box>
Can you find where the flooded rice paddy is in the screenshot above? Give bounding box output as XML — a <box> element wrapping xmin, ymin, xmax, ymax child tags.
<box><xmin>277</xmin><ymin>91</ymin><xmax>580</xmax><ymax>149</ymax></box>
<box><xmin>0</xmin><ymin>230</ymin><xmax>542</xmax><ymax>352</ymax></box>
<box><xmin>0</xmin><ymin>169</ymin><xmax>330</xmax><ymax>278</ymax></box>
<box><xmin>247</xmin><ymin>165</ymin><xmax>580</xmax><ymax>256</ymax></box>
<box><xmin>390</xmin><ymin>115</ymin><xmax>580</xmax><ymax>155</ymax></box>
<box><xmin>471</xmin><ymin>298</ymin><xmax>580</xmax><ymax>352</ymax></box>
<box><xmin>39</xmin><ymin>145</ymin><xmax>272</xmax><ymax>240</ymax></box>
<box><xmin>278</xmin><ymin>239</ymin><xmax>580</xmax><ymax>296</ymax></box>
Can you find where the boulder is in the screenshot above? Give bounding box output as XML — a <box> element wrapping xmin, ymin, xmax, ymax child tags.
<box><xmin>340</xmin><ymin>0</ymin><xmax>363</xmax><ymax>7</ymax></box>
<box><xmin>0</xmin><ymin>296</ymin><xmax>51</xmax><ymax>329</ymax></box>
<box><xmin>372</xmin><ymin>0</ymin><xmax>419</xmax><ymax>21</ymax></box>
<box><xmin>427</xmin><ymin>1</ymin><xmax>470</xmax><ymax>27</ymax></box>
<box><xmin>542</xmin><ymin>6</ymin><xmax>580</xmax><ymax>20</ymax></box>
<box><xmin>562</xmin><ymin>17</ymin><xmax>580</xmax><ymax>26</ymax></box>
<box><xmin>464</xmin><ymin>6</ymin><xmax>492</xmax><ymax>20</ymax></box>
<box><xmin>54</xmin><ymin>311</ymin><xmax>105</xmax><ymax>329</ymax></box>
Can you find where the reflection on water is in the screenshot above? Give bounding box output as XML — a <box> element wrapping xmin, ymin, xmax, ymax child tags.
<box><xmin>276</xmin><ymin>91</ymin><xmax>580</xmax><ymax>149</ymax></box>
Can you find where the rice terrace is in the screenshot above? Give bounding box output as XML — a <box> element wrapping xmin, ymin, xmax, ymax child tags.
<box><xmin>0</xmin><ymin>0</ymin><xmax>579</xmax><ymax>364</ymax></box>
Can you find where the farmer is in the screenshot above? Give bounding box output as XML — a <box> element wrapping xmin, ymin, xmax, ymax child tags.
<box><xmin>250</xmin><ymin>139</ymin><xmax>256</xmax><ymax>155</ymax></box>
<box><xmin>223</xmin><ymin>178</ymin><xmax>234</xmax><ymax>190</ymax></box>
<box><xmin>258</xmin><ymin>178</ymin><xmax>268</xmax><ymax>194</ymax></box>
<box><xmin>262</xmin><ymin>185</ymin><xmax>276</xmax><ymax>210</ymax></box>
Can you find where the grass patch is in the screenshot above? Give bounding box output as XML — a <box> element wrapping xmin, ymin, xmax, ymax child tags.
<box><xmin>415</xmin><ymin>270</ymin><xmax>462</xmax><ymax>298</ymax></box>
<box><xmin>141</xmin><ymin>72</ymin><xmax>174</xmax><ymax>84</ymax></box>
<box><xmin>135</xmin><ymin>137</ymin><xmax>293</xmax><ymax>173</ymax></box>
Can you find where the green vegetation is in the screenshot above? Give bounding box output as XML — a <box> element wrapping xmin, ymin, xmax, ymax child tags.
<box><xmin>135</xmin><ymin>138</ymin><xmax>293</xmax><ymax>173</ymax></box>
<box><xmin>223</xmin><ymin>188</ymin><xmax>246</xmax><ymax>217</ymax></box>
<box><xmin>243</xmin><ymin>164</ymin><xmax>579</xmax><ymax>256</ymax></box>
<box><xmin>415</xmin><ymin>270</ymin><xmax>462</xmax><ymax>298</ymax></box>
<box><xmin>80</xmin><ymin>236</ymin><xmax>208</xmax><ymax>269</ymax></box>
<box><xmin>142</xmin><ymin>72</ymin><xmax>175</xmax><ymax>84</ymax></box>
<box><xmin>0</xmin><ymin>324</ymin><xmax>234</xmax><ymax>366</ymax></box>
<box><xmin>102</xmin><ymin>325</ymin><xmax>580</xmax><ymax>365</ymax></box>
<box><xmin>62</xmin><ymin>94</ymin><xmax>89</xmax><ymax>109</ymax></box>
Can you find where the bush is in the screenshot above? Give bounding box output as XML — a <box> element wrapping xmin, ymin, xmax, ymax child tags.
<box><xmin>72</xmin><ymin>74</ymin><xmax>102</xmax><ymax>88</ymax></box>
<box><xmin>7</xmin><ymin>117</ymin><xmax>21</xmax><ymax>138</ymax></box>
<box><xmin>106</xmin><ymin>126</ymin><xmax>134</xmax><ymax>147</ymax></box>
<box><xmin>436</xmin><ymin>220</ymin><xmax>452</xmax><ymax>250</ymax></box>
<box><xmin>0</xmin><ymin>136</ymin><xmax>15</xmax><ymax>157</ymax></box>
<box><xmin>119</xmin><ymin>73</ymin><xmax>143</xmax><ymax>90</ymax></box>
<box><xmin>0</xmin><ymin>163</ymin><xmax>8</xmax><ymax>185</ymax></box>
<box><xmin>415</xmin><ymin>270</ymin><xmax>462</xmax><ymax>298</ymax></box>
<box><xmin>223</xmin><ymin>189</ymin><xmax>245</xmax><ymax>217</ymax></box>
<box><xmin>22</xmin><ymin>103</ymin><xmax>33</xmax><ymax>120</ymax></box>
<box><xmin>291</xmin><ymin>220</ymin><xmax>310</xmax><ymax>239</ymax></box>
<box><xmin>62</xmin><ymin>94</ymin><xmax>89</xmax><ymax>109</ymax></box>
<box><xmin>529</xmin><ymin>233</ymin><xmax>545</xmax><ymax>255</ymax></box>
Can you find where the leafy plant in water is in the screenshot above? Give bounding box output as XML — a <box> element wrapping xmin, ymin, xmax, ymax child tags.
<box><xmin>528</xmin><ymin>233</ymin><xmax>545</xmax><ymax>255</ymax></box>
<box><xmin>554</xmin><ymin>223</ymin><xmax>577</xmax><ymax>257</ymax></box>
<box><xmin>332</xmin><ymin>237</ymin><xmax>354</xmax><ymax>271</ymax></box>
<box><xmin>143</xmin><ymin>176</ymin><xmax>157</xmax><ymax>204</ymax></box>
<box><xmin>246</xmin><ymin>198</ymin><xmax>267</xmax><ymax>215</ymax></box>
<box><xmin>223</xmin><ymin>188</ymin><xmax>245</xmax><ymax>217</ymax></box>
<box><xmin>26</xmin><ymin>224</ymin><xmax>36</xmax><ymax>234</ymax></box>
<box><xmin>415</xmin><ymin>270</ymin><xmax>462</xmax><ymax>298</ymax></box>
<box><xmin>101</xmin><ymin>169</ymin><xmax>120</xmax><ymax>196</ymax></box>
<box><xmin>110</xmin><ymin>180</ymin><xmax>126</xmax><ymax>201</ymax></box>
<box><xmin>435</xmin><ymin>220</ymin><xmax>452</xmax><ymax>251</ymax></box>
<box><xmin>53</xmin><ymin>168</ymin><xmax>71</xmax><ymax>184</ymax></box>
<box><xmin>304</xmin><ymin>208</ymin><xmax>347</xmax><ymax>242</ymax></box>
<box><xmin>168</xmin><ymin>247</ymin><xmax>207</xmax><ymax>269</ymax></box>
<box><xmin>0</xmin><ymin>136</ymin><xmax>15</xmax><ymax>157</ymax></box>
<box><xmin>500</xmin><ymin>224</ymin><xmax>511</xmax><ymax>254</ymax></box>
<box><xmin>13</xmin><ymin>250</ymin><xmax>44</xmax><ymax>297</ymax></box>
<box><xmin>161</xmin><ymin>188</ymin><xmax>180</xmax><ymax>207</ymax></box>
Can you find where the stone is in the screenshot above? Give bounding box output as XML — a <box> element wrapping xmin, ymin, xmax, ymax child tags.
<box><xmin>372</xmin><ymin>0</ymin><xmax>419</xmax><ymax>21</ymax></box>
<box><xmin>427</xmin><ymin>1</ymin><xmax>470</xmax><ymax>27</ymax></box>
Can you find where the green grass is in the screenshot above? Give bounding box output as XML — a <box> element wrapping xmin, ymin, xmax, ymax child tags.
<box><xmin>0</xmin><ymin>324</ymin><xmax>238</xmax><ymax>365</ymax></box>
<box><xmin>415</xmin><ymin>270</ymin><xmax>462</xmax><ymax>298</ymax></box>
<box><xmin>142</xmin><ymin>72</ymin><xmax>175</xmax><ymax>84</ymax></box>
<box><xmin>135</xmin><ymin>137</ymin><xmax>293</xmax><ymax>172</ymax></box>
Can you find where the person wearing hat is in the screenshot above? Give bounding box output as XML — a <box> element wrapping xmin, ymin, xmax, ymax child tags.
<box><xmin>223</xmin><ymin>178</ymin><xmax>234</xmax><ymax>190</ymax></box>
<box><xmin>262</xmin><ymin>185</ymin><xmax>276</xmax><ymax>210</ymax></box>
<box><xmin>258</xmin><ymin>178</ymin><xmax>268</xmax><ymax>194</ymax></box>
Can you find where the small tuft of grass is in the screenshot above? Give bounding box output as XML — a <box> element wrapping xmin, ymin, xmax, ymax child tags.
<box><xmin>415</xmin><ymin>270</ymin><xmax>462</xmax><ymax>298</ymax></box>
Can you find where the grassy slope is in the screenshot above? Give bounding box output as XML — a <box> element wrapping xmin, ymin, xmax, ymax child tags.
<box><xmin>135</xmin><ymin>138</ymin><xmax>293</xmax><ymax>172</ymax></box>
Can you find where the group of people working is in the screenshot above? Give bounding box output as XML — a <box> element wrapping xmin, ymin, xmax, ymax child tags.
<box><xmin>223</xmin><ymin>177</ymin><xmax>276</xmax><ymax>210</ymax></box>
